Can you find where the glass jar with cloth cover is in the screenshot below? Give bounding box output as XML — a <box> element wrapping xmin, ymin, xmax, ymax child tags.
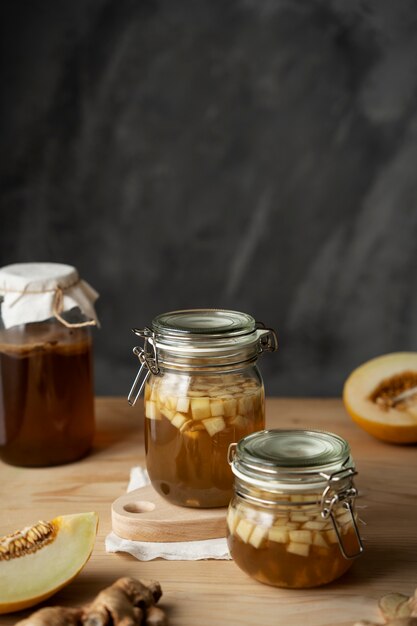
<box><xmin>0</xmin><ymin>262</ymin><xmax>99</xmax><ymax>466</ymax></box>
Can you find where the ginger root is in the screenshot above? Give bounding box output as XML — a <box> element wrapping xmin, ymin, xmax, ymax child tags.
<box><xmin>354</xmin><ymin>587</ymin><xmax>417</xmax><ymax>626</ymax></box>
<box><xmin>15</xmin><ymin>577</ymin><xmax>167</xmax><ymax>626</ymax></box>
<box><xmin>14</xmin><ymin>607</ymin><xmax>82</xmax><ymax>626</ymax></box>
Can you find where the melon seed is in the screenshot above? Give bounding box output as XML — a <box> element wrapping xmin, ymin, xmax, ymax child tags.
<box><xmin>0</xmin><ymin>521</ymin><xmax>55</xmax><ymax>561</ymax></box>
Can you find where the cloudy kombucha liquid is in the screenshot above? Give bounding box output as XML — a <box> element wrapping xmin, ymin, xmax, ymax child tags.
<box><xmin>0</xmin><ymin>322</ymin><xmax>94</xmax><ymax>466</ymax></box>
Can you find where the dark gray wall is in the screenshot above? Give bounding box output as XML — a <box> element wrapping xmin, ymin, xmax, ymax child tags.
<box><xmin>1</xmin><ymin>0</ymin><xmax>417</xmax><ymax>396</ymax></box>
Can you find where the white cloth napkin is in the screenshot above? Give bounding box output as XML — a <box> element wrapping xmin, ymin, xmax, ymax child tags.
<box><xmin>105</xmin><ymin>467</ymin><xmax>231</xmax><ymax>561</ymax></box>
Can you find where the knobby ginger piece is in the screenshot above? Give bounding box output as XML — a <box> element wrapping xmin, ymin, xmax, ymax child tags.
<box><xmin>15</xmin><ymin>607</ymin><xmax>82</xmax><ymax>626</ymax></box>
<box><xmin>145</xmin><ymin>605</ymin><xmax>168</xmax><ymax>626</ymax></box>
<box><xmin>353</xmin><ymin>586</ymin><xmax>417</xmax><ymax>626</ymax></box>
<box><xmin>353</xmin><ymin>617</ymin><xmax>417</xmax><ymax>626</ymax></box>
<box><xmin>379</xmin><ymin>594</ymin><xmax>413</xmax><ymax>621</ymax></box>
<box><xmin>15</xmin><ymin>577</ymin><xmax>167</xmax><ymax>626</ymax></box>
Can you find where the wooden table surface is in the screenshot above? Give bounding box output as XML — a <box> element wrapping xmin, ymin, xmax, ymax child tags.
<box><xmin>1</xmin><ymin>397</ymin><xmax>416</xmax><ymax>626</ymax></box>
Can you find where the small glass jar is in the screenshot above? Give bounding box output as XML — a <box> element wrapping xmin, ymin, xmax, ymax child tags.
<box><xmin>227</xmin><ymin>430</ymin><xmax>364</xmax><ymax>588</ymax></box>
<box><xmin>128</xmin><ymin>309</ymin><xmax>278</xmax><ymax>508</ymax></box>
<box><xmin>0</xmin><ymin>263</ymin><xmax>98</xmax><ymax>467</ymax></box>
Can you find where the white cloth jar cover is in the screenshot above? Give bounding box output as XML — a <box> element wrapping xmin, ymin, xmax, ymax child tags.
<box><xmin>0</xmin><ymin>262</ymin><xmax>99</xmax><ymax>328</ymax></box>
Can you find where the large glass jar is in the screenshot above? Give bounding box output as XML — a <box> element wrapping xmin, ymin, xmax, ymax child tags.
<box><xmin>128</xmin><ymin>309</ymin><xmax>278</xmax><ymax>508</ymax></box>
<box><xmin>227</xmin><ymin>430</ymin><xmax>364</xmax><ymax>588</ymax></box>
<box><xmin>0</xmin><ymin>263</ymin><xmax>98</xmax><ymax>467</ymax></box>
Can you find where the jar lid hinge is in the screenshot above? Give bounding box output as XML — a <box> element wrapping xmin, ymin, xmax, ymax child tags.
<box><xmin>127</xmin><ymin>327</ymin><xmax>160</xmax><ymax>406</ymax></box>
<box><xmin>320</xmin><ymin>467</ymin><xmax>364</xmax><ymax>559</ymax></box>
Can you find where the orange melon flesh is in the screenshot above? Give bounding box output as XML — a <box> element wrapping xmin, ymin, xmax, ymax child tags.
<box><xmin>343</xmin><ymin>352</ymin><xmax>417</xmax><ymax>444</ymax></box>
<box><xmin>0</xmin><ymin>512</ymin><xmax>98</xmax><ymax>614</ymax></box>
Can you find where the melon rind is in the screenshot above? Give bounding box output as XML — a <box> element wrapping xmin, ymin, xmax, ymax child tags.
<box><xmin>0</xmin><ymin>512</ymin><xmax>98</xmax><ymax>614</ymax></box>
<box><xmin>343</xmin><ymin>352</ymin><xmax>417</xmax><ymax>444</ymax></box>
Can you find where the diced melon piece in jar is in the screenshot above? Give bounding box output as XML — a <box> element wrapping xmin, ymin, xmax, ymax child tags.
<box><xmin>228</xmin><ymin>415</ymin><xmax>249</xmax><ymax>429</ymax></box>
<box><xmin>300</xmin><ymin>494</ymin><xmax>320</xmax><ymax>502</ymax></box>
<box><xmin>290</xmin><ymin>513</ymin><xmax>310</xmax><ymax>522</ymax></box>
<box><xmin>235</xmin><ymin>519</ymin><xmax>255</xmax><ymax>543</ymax></box>
<box><xmin>171</xmin><ymin>412</ymin><xmax>189</xmax><ymax>430</ymax></box>
<box><xmin>227</xmin><ymin>508</ymin><xmax>240</xmax><ymax>534</ymax></box>
<box><xmin>289</xmin><ymin>530</ymin><xmax>312</xmax><ymax>544</ymax></box>
<box><xmin>161</xmin><ymin>407</ymin><xmax>175</xmax><ymax>421</ymax></box>
<box><xmin>145</xmin><ymin>385</ymin><xmax>151</xmax><ymax>401</ymax></box>
<box><xmin>145</xmin><ymin>400</ymin><xmax>161</xmax><ymax>420</ymax></box>
<box><xmin>249</xmin><ymin>525</ymin><xmax>268</xmax><ymax>549</ymax></box>
<box><xmin>166</xmin><ymin>396</ymin><xmax>178</xmax><ymax>411</ymax></box>
<box><xmin>313</xmin><ymin>532</ymin><xmax>328</xmax><ymax>548</ymax></box>
<box><xmin>287</xmin><ymin>542</ymin><xmax>310</xmax><ymax>557</ymax></box>
<box><xmin>208</xmin><ymin>387</ymin><xmax>224</xmax><ymax>397</ymax></box>
<box><xmin>224</xmin><ymin>374</ymin><xmax>241</xmax><ymax>383</ymax></box>
<box><xmin>223</xmin><ymin>398</ymin><xmax>238</xmax><ymax>417</ymax></box>
<box><xmin>227</xmin><ymin>385</ymin><xmax>242</xmax><ymax>393</ymax></box>
<box><xmin>210</xmin><ymin>399</ymin><xmax>224</xmax><ymax>417</ymax></box>
<box><xmin>202</xmin><ymin>416</ymin><xmax>226</xmax><ymax>437</ymax></box>
<box><xmin>191</xmin><ymin>397</ymin><xmax>211</xmax><ymax>420</ymax></box>
<box><xmin>176</xmin><ymin>397</ymin><xmax>190</xmax><ymax>413</ymax></box>
<box><xmin>336</xmin><ymin>510</ymin><xmax>352</xmax><ymax>526</ymax></box>
<box><xmin>158</xmin><ymin>390</ymin><xmax>167</xmax><ymax>404</ymax></box>
<box><xmin>282</xmin><ymin>522</ymin><xmax>300</xmax><ymax>530</ymax></box>
<box><xmin>273</xmin><ymin>517</ymin><xmax>290</xmax><ymax>527</ymax></box>
<box><xmin>268</xmin><ymin>527</ymin><xmax>288</xmax><ymax>543</ymax></box>
<box><xmin>326</xmin><ymin>528</ymin><xmax>339</xmax><ymax>544</ymax></box>
<box><xmin>238</xmin><ymin>396</ymin><xmax>254</xmax><ymax>417</ymax></box>
<box><xmin>302</xmin><ymin>520</ymin><xmax>328</xmax><ymax>531</ymax></box>
<box><xmin>150</xmin><ymin>386</ymin><xmax>159</xmax><ymax>402</ymax></box>
<box><xmin>202</xmin><ymin>376</ymin><xmax>222</xmax><ymax>384</ymax></box>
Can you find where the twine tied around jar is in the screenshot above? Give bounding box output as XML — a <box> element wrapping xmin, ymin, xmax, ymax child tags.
<box><xmin>0</xmin><ymin>263</ymin><xmax>99</xmax><ymax>330</ymax></box>
<box><xmin>0</xmin><ymin>281</ymin><xmax>97</xmax><ymax>329</ymax></box>
<box><xmin>51</xmin><ymin>285</ymin><xmax>97</xmax><ymax>328</ymax></box>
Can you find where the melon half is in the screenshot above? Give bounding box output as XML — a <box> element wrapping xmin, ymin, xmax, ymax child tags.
<box><xmin>0</xmin><ymin>512</ymin><xmax>98</xmax><ymax>614</ymax></box>
<box><xmin>343</xmin><ymin>352</ymin><xmax>417</xmax><ymax>444</ymax></box>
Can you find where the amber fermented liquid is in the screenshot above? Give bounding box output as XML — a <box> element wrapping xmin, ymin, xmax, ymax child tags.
<box><xmin>144</xmin><ymin>372</ymin><xmax>265</xmax><ymax>507</ymax></box>
<box><xmin>145</xmin><ymin>412</ymin><xmax>265</xmax><ymax>507</ymax></box>
<box><xmin>228</xmin><ymin>527</ymin><xmax>356</xmax><ymax>588</ymax></box>
<box><xmin>0</xmin><ymin>322</ymin><xmax>94</xmax><ymax>467</ymax></box>
<box><xmin>226</xmin><ymin>497</ymin><xmax>358</xmax><ymax>588</ymax></box>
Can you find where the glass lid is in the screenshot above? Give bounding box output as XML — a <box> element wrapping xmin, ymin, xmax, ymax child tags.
<box><xmin>231</xmin><ymin>429</ymin><xmax>353</xmax><ymax>490</ymax></box>
<box><xmin>239</xmin><ymin>430</ymin><xmax>350</xmax><ymax>469</ymax></box>
<box><xmin>152</xmin><ymin>309</ymin><xmax>256</xmax><ymax>338</ymax></box>
<box><xmin>130</xmin><ymin>309</ymin><xmax>277</xmax><ymax>372</ymax></box>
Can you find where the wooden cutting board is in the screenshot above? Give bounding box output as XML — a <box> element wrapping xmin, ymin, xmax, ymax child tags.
<box><xmin>111</xmin><ymin>484</ymin><xmax>227</xmax><ymax>542</ymax></box>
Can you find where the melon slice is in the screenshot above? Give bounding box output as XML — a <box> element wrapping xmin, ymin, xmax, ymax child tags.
<box><xmin>343</xmin><ymin>353</ymin><xmax>417</xmax><ymax>444</ymax></box>
<box><xmin>0</xmin><ymin>512</ymin><xmax>98</xmax><ymax>614</ymax></box>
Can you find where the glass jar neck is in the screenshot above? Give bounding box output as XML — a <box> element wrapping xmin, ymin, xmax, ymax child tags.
<box><xmin>155</xmin><ymin>361</ymin><xmax>261</xmax><ymax>378</ymax></box>
<box><xmin>128</xmin><ymin>321</ymin><xmax>276</xmax><ymax>406</ymax></box>
<box><xmin>154</xmin><ymin>345</ymin><xmax>260</xmax><ymax>371</ymax></box>
<box><xmin>234</xmin><ymin>476</ymin><xmax>322</xmax><ymax>507</ymax></box>
<box><xmin>231</xmin><ymin>463</ymin><xmax>358</xmax><ymax>517</ymax></box>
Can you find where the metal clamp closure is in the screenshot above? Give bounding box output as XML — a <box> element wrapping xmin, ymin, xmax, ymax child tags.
<box><xmin>228</xmin><ymin>443</ymin><xmax>237</xmax><ymax>465</ymax></box>
<box><xmin>320</xmin><ymin>467</ymin><xmax>364</xmax><ymax>559</ymax></box>
<box><xmin>127</xmin><ymin>327</ymin><xmax>160</xmax><ymax>406</ymax></box>
<box><xmin>256</xmin><ymin>321</ymin><xmax>279</xmax><ymax>353</ymax></box>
